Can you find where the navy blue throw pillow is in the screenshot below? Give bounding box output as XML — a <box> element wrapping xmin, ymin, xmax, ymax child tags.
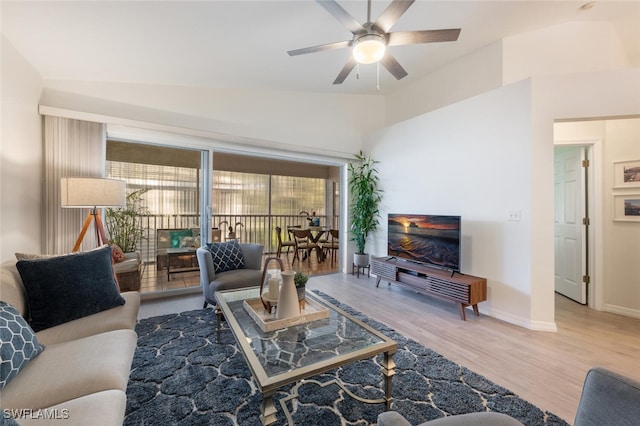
<box><xmin>16</xmin><ymin>245</ymin><xmax>125</xmax><ymax>332</ymax></box>
<box><xmin>206</xmin><ymin>240</ymin><xmax>246</xmax><ymax>274</ymax></box>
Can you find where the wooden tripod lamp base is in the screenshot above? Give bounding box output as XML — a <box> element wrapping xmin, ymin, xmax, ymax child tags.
<box><xmin>72</xmin><ymin>208</ymin><xmax>110</xmax><ymax>252</ymax></box>
<box><xmin>61</xmin><ymin>177</ymin><xmax>126</xmax><ymax>252</ymax></box>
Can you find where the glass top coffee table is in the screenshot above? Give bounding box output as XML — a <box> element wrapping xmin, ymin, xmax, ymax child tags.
<box><xmin>215</xmin><ymin>287</ymin><xmax>397</xmax><ymax>425</ymax></box>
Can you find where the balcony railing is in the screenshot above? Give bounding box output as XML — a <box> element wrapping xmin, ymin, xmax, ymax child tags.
<box><xmin>133</xmin><ymin>214</ymin><xmax>339</xmax><ymax>264</ymax></box>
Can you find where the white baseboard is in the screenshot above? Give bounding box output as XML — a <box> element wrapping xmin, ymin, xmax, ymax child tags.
<box><xmin>603</xmin><ymin>304</ymin><xmax>640</xmax><ymax>319</ymax></box>
<box><xmin>483</xmin><ymin>307</ymin><xmax>558</xmax><ymax>332</ymax></box>
<box><xmin>528</xmin><ymin>320</ymin><xmax>559</xmax><ymax>332</ymax></box>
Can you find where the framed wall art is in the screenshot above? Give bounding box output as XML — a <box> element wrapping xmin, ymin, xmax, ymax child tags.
<box><xmin>613</xmin><ymin>194</ymin><xmax>640</xmax><ymax>222</ymax></box>
<box><xmin>613</xmin><ymin>160</ymin><xmax>640</xmax><ymax>188</ymax></box>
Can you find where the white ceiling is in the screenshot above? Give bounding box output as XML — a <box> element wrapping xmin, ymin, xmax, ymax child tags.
<box><xmin>2</xmin><ymin>0</ymin><xmax>639</xmax><ymax>95</ymax></box>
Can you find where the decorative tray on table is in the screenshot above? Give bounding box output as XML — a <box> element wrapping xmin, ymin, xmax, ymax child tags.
<box><xmin>243</xmin><ymin>296</ymin><xmax>329</xmax><ymax>332</ymax></box>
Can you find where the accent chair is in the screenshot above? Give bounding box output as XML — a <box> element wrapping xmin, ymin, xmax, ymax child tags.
<box><xmin>197</xmin><ymin>242</ymin><xmax>264</xmax><ymax>308</ymax></box>
<box><xmin>377</xmin><ymin>367</ymin><xmax>640</xmax><ymax>426</ymax></box>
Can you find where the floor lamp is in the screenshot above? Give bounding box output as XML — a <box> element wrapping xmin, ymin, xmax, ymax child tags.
<box><xmin>60</xmin><ymin>177</ymin><xmax>126</xmax><ymax>252</ymax></box>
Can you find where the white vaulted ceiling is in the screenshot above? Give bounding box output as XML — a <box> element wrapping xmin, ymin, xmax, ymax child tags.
<box><xmin>2</xmin><ymin>1</ymin><xmax>639</xmax><ymax>95</ymax></box>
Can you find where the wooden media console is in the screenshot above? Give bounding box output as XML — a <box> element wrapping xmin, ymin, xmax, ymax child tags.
<box><xmin>371</xmin><ymin>256</ymin><xmax>487</xmax><ymax>320</ymax></box>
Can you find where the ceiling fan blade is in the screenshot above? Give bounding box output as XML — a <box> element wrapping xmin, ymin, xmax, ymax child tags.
<box><xmin>375</xmin><ymin>0</ymin><xmax>415</xmax><ymax>33</ymax></box>
<box><xmin>288</xmin><ymin>40</ymin><xmax>351</xmax><ymax>56</ymax></box>
<box><xmin>316</xmin><ymin>0</ymin><xmax>365</xmax><ymax>35</ymax></box>
<box><xmin>380</xmin><ymin>53</ymin><xmax>408</xmax><ymax>80</ymax></box>
<box><xmin>387</xmin><ymin>29</ymin><xmax>461</xmax><ymax>46</ymax></box>
<box><xmin>333</xmin><ymin>57</ymin><xmax>357</xmax><ymax>84</ymax></box>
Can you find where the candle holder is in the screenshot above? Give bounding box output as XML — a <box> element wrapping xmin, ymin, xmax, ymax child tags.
<box><xmin>260</xmin><ymin>257</ymin><xmax>285</xmax><ymax>313</ymax></box>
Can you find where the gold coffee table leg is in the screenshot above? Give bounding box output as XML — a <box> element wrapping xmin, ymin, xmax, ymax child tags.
<box><xmin>260</xmin><ymin>390</ymin><xmax>277</xmax><ymax>425</ymax></box>
<box><xmin>381</xmin><ymin>351</ymin><xmax>396</xmax><ymax>410</ymax></box>
<box><xmin>215</xmin><ymin>307</ymin><xmax>223</xmax><ymax>343</ymax></box>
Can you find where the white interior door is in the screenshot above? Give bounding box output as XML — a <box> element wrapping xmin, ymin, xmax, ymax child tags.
<box><xmin>554</xmin><ymin>147</ymin><xmax>587</xmax><ymax>304</ymax></box>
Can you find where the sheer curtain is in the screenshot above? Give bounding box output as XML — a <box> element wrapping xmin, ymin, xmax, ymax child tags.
<box><xmin>43</xmin><ymin>116</ymin><xmax>106</xmax><ymax>254</ymax></box>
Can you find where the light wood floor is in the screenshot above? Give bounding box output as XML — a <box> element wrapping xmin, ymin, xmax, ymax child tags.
<box><xmin>138</xmin><ymin>271</ymin><xmax>640</xmax><ymax>424</ymax></box>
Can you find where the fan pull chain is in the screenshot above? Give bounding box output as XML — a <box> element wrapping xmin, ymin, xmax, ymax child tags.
<box><xmin>376</xmin><ymin>62</ymin><xmax>380</xmax><ymax>92</ymax></box>
<box><xmin>356</xmin><ymin>63</ymin><xmax>360</xmax><ymax>80</ymax></box>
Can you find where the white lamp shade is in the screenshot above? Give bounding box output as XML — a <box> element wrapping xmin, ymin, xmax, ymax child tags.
<box><xmin>352</xmin><ymin>34</ymin><xmax>386</xmax><ymax>64</ymax></box>
<box><xmin>60</xmin><ymin>177</ymin><xmax>126</xmax><ymax>208</ymax></box>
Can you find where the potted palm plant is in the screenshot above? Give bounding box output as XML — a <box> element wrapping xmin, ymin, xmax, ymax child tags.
<box><xmin>348</xmin><ymin>150</ymin><xmax>383</xmax><ymax>268</ymax></box>
<box><xmin>105</xmin><ymin>188</ymin><xmax>148</xmax><ymax>253</ymax></box>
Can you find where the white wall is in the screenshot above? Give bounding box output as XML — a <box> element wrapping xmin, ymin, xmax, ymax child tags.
<box><xmin>528</xmin><ymin>69</ymin><xmax>639</xmax><ymax>326</ymax></box>
<box><xmin>604</xmin><ymin>119</ymin><xmax>640</xmax><ymax>316</ymax></box>
<box><xmin>385</xmin><ymin>21</ymin><xmax>633</xmax><ymax>129</ymax></box>
<box><xmin>0</xmin><ymin>36</ymin><xmax>43</xmax><ymax>262</ymax></box>
<box><xmin>523</xmin><ymin>69</ymin><xmax>639</xmax><ymax>328</ymax></box>
<box><xmin>503</xmin><ymin>21</ymin><xmax>631</xmax><ymax>85</ymax></box>
<box><xmin>39</xmin><ymin>81</ymin><xmax>384</xmax><ymax>157</ymax></box>
<box><xmin>385</xmin><ymin>41</ymin><xmax>503</xmax><ymax>127</ymax></box>
<box><xmin>367</xmin><ymin>80</ymin><xmax>536</xmax><ymax>327</ymax></box>
<box><xmin>555</xmin><ymin>118</ymin><xmax>640</xmax><ymax>318</ymax></box>
<box><xmin>365</xmin><ymin>68</ymin><xmax>640</xmax><ymax>329</ymax></box>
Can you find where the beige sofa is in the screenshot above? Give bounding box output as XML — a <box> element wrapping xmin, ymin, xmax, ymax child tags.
<box><xmin>0</xmin><ymin>259</ymin><xmax>140</xmax><ymax>425</ymax></box>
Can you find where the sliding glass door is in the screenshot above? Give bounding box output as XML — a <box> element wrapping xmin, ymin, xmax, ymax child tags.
<box><xmin>106</xmin><ymin>141</ymin><xmax>340</xmax><ymax>295</ymax></box>
<box><xmin>106</xmin><ymin>140</ymin><xmax>204</xmax><ymax>293</ymax></box>
<box><xmin>211</xmin><ymin>171</ymin><xmax>328</xmax><ymax>253</ymax></box>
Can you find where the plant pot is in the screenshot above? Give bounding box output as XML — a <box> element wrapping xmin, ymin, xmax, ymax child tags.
<box><xmin>353</xmin><ymin>253</ymin><xmax>370</xmax><ymax>267</ymax></box>
<box><xmin>296</xmin><ymin>285</ymin><xmax>306</xmax><ymax>302</ymax></box>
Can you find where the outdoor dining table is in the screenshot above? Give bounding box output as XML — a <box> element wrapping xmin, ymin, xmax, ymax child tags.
<box><xmin>307</xmin><ymin>226</ymin><xmax>327</xmax><ymax>244</ymax></box>
<box><xmin>292</xmin><ymin>227</ymin><xmax>326</xmax><ymax>263</ymax></box>
<box><xmin>308</xmin><ymin>226</ymin><xmax>328</xmax><ymax>262</ymax></box>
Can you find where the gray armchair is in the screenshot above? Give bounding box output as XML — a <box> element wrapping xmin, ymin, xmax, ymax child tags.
<box><xmin>197</xmin><ymin>243</ymin><xmax>264</xmax><ymax>308</ymax></box>
<box><xmin>378</xmin><ymin>367</ymin><xmax>640</xmax><ymax>426</ymax></box>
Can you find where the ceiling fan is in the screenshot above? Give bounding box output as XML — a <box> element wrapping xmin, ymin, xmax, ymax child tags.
<box><xmin>287</xmin><ymin>0</ymin><xmax>461</xmax><ymax>85</ymax></box>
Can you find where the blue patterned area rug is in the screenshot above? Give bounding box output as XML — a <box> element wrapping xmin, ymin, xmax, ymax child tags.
<box><xmin>125</xmin><ymin>292</ymin><xmax>569</xmax><ymax>426</ymax></box>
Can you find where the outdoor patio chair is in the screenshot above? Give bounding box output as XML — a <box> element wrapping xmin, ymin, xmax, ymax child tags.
<box><xmin>291</xmin><ymin>229</ymin><xmax>321</xmax><ymax>267</ymax></box>
<box><xmin>322</xmin><ymin>229</ymin><xmax>339</xmax><ymax>266</ymax></box>
<box><xmin>275</xmin><ymin>226</ymin><xmax>295</xmax><ymax>259</ymax></box>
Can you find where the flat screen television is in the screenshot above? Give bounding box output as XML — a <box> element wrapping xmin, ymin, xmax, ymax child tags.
<box><xmin>387</xmin><ymin>214</ymin><xmax>461</xmax><ymax>272</ymax></box>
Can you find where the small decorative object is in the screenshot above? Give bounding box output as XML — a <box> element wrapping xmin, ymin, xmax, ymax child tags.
<box><xmin>260</xmin><ymin>257</ymin><xmax>285</xmax><ymax>313</ymax></box>
<box><xmin>276</xmin><ymin>270</ymin><xmax>299</xmax><ymax>320</ymax></box>
<box><xmin>294</xmin><ymin>271</ymin><xmax>308</xmax><ymax>306</ymax></box>
<box><xmin>268</xmin><ymin>275</ymin><xmax>280</xmax><ymax>300</ymax></box>
<box><xmin>227</xmin><ymin>225</ymin><xmax>236</xmax><ymax>240</ymax></box>
<box><xmin>300</xmin><ymin>210</ymin><xmax>313</xmax><ymax>226</ymax></box>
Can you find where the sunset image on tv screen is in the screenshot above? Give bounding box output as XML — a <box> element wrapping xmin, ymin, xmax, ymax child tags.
<box><xmin>388</xmin><ymin>214</ymin><xmax>460</xmax><ymax>271</ymax></box>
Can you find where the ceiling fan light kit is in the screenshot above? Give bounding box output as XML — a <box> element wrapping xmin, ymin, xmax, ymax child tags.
<box><xmin>287</xmin><ymin>0</ymin><xmax>461</xmax><ymax>86</ymax></box>
<box><xmin>353</xmin><ymin>34</ymin><xmax>386</xmax><ymax>64</ymax></box>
